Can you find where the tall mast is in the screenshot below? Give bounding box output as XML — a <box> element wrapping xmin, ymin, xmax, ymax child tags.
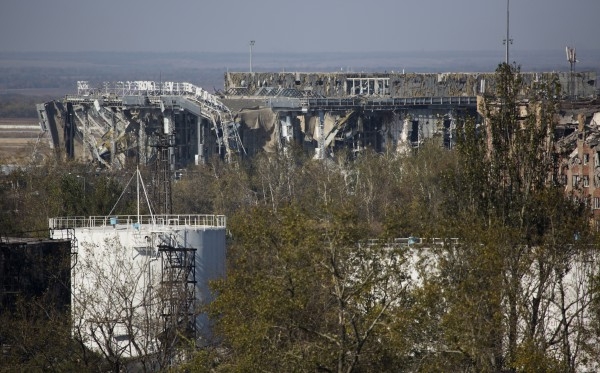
<box><xmin>249</xmin><ymin>40</ymin><xmax>255</xmax><ymax>73</ymax></box>
<box><xmin>505</xmin><ymin>0</ymin><xmax>512</xmax><ymax>64</ymax></box>
<box><xmin>137</xmin><ymin>166</ymin><xmax>140</xmax><ymax>223</ymax></box>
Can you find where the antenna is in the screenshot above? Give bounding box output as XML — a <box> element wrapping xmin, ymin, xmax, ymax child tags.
<box><xmin>107</xmin><ymin>168</ymin><xmax>154</xmax><ymax>220</ymax></box>
<box><xmin>566</xmin><ymin>46</ymin><xmax>577</xmax><ymax>98</ymax></box>
<box><xmin>152</xmin><ymin>109</ymin><xmax>174</xmax><ymax>215</ymax></box>
<box><xmin>502</xmin><ymin>0</ymin><xmax>513</xmax><ymax>64</ymax></box>
<box><xmin>249</xmin><ymin>40</ymin><xmax>255</xmax><ymax>73</ymax></box>
<box><xmin>137</xmin><ymin>165</ymin><xmax>140</xmax><ymax>223</ymax></box>
<box><xmin>566</xmin><ymin>46</ymin><xmax>577</xmax><ymax>67</ymax></box>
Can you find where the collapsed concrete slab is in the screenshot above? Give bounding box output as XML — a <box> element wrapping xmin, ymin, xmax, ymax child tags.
<box><xmin>36</xmin><ymin>71</ymin><xmax>597</xmax><ymax>167</ymax></box>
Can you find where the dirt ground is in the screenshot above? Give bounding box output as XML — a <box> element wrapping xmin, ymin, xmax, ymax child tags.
<box><xmin>0</xmin><ymin>118</ymin><xmax>50</xmax><ymax>163</ymax></box>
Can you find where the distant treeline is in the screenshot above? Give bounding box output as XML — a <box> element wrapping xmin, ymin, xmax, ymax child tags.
<box><xmin>0</xmin><ymin>67</ymin><xmax>79</xmax><ymax>90</ymax></box>
<box><xmin>0</xmin><ymin>93</ymin><xmax>54</xmax><ymax>118</ymax></box>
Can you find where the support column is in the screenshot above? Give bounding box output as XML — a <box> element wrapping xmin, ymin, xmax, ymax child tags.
<box><xmin>315</xmin><ymin>111</ymin><xmax>325</xmax><ymax>159</ymax></box>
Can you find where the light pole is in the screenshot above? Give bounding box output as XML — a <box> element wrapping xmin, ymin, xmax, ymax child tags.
<box><xmin>567</xmin><ymin>46</ymin><xmax>577</xmax><ymax>99</ymax></box>
<box><xmin>249</xmin><ymin>40</ymin><xmax>255</xmax><ymax>73</ymax></box>
<box><xmin>503</xmin><ymin>0</ymin><xmax>513</xmax><ymax>64</ymax></box>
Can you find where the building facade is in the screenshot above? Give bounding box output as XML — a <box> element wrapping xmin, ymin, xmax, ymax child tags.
<box><xmin>559</xmin><ymin>113</ymin><xmax>600</xmax><ymax>223</ymax></box>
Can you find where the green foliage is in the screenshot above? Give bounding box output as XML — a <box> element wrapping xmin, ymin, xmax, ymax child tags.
<box><xmin>0</xmin><ymin>159</ymin><xmax>130</xmax><ymax>235</ymax></box>
<box><xmin>455</xmin><ymin>63</ymin><xmax>563</xmax><ymax>233</ymax></box>
<box><xmin>0</xmin><ymin>93</ymin><xmax>53</xmax><ymax>118</ymax></box>
<box><xmin>200</xmin><ymin>200</ymin><xmax>416</xmax><ymax>372</ymax></box>
<box><xmin>432</xmin><ymin>63</ymin><xmax>595</xmax><ymax>372</ymax></box>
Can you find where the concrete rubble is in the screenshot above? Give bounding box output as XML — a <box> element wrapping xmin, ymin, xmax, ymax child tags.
<box><xmin>35</xmin><ymin>71</ymin><xmax>597</xmax><ymax>167</ymax></box>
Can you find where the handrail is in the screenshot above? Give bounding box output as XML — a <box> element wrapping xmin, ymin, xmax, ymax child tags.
<box><xmin>74</xmin><ymin>81</ymin><xmax>230</xmax><ymax>114</ymax></box>
<box><xmin>307</xmin><ymin>96</ymin><xmax>477</xmax><ymax>107</ymax></box>
<box><xmin>49</xmin><ymin>214</ymin><xmax>226</xmax><ymax>230</ymax></box>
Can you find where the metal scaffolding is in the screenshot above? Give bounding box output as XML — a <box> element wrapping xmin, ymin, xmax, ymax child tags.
<box><xmin>158</xmin><ymin>243</ymin><xmax>197</xmax><ymax>351</ymax></box>
<box><xmin>152</xmin><ymin>133</ymin><xmax>173</xmax><ymax>215</ymax></box>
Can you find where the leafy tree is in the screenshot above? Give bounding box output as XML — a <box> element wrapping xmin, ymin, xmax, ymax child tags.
<box><xmin>428</xmin><ymin>63</ymin><xmax>598</xmax><ymax>372</ymax></box>
<box><xmin>191</xmin><ymin>196</ymin><xmax>416</xmax><ymax>372</ymax></box>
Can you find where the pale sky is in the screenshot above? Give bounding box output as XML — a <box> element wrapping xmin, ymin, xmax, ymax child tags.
<box><xmin>0</xmin><ymin>0</ymin><xmax>598</xmax><ymax>53</ymax></box>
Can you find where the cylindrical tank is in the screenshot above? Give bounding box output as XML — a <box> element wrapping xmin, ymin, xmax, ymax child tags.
<box><xmin>49</xmin><ymin>214</ymin><xmax>226</xmax><ymax>357</ymax></box>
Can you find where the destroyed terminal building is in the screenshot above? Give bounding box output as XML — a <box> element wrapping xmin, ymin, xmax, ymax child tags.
<box><xmin>36</xmin><ymin>70</ymin><xmax>598</xmax><ymax>169</ymax></box>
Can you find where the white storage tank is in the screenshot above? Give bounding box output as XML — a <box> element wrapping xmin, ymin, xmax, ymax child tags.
<box><xmin>49</xmin><ymin>214</ymin><xmax>226</xmax><ymax>358</ymax></box>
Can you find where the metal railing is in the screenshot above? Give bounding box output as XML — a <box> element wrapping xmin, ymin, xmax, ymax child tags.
<box><xmin>364</xmin><ymin>96</ymin><xmax>477</xmax><ymax>107</ymax></box>
<box><xmin>49</xmin><ymin>214</ymin><xmax>226</xmax><ymax>230</ymax></box>
<box><xmin>269</xmin><ymin>96</ymin><xmax>478</xmax><ymax>111</ymax></box>
<box><xmin>73</xmin><ymin>81</ymin><xmax>230</xmax><ymax>114</ymax></box>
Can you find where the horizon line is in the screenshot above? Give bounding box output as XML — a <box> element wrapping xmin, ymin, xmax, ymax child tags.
<box><xmin>2</xmin><ymin>48</ymin><xmax>600</xmax><ymax>55</ymax></box>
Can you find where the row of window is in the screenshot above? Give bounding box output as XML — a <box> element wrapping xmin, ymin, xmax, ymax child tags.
<box><xmin>572</xmin><ymin>175</ymin><xmax>590</xmax><ymax>188</ymax></box>
<box><xmin>574</xmin><ymin>197</ymin><xmax>600</xmax><ymax>210</ymax></box>
<box><xmin>569</xmin><ymin>151</ymin><xmax>600</xmax><ymax>211</ymax></box>
<box><xmin>573</xmin><ymin>152</ymin><xmax>600</xmax><ymax>166</ymax></box>
<box><xmin>581</xmin><ymin>152</ymin><xmax>600</xmax><ymax>166</ymax></box>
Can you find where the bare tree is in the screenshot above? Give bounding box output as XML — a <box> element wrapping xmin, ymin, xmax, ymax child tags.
<box><xmin>72</xmin><ymin>236</ymin><xmax>162</xmax><ymax>372</ymax></box>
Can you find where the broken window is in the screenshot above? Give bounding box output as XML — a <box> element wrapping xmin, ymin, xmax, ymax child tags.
<box><xmin>584</xmin><ymin>153</ymin><xmax>589</xmax><ymax>165</ymax></box>
<box><xmin>559</xmin><ymin>174</ymin><xmax>567</xmax><ymax>185</ymax></box>
<box><xmin>410</xmin><ymin>121</ymin><xmax>419</xmax><ymax>144</ymax></box>
<box><xmin>573</xmin><ymin>175</ymin><xmax>580</xmax><ymax>187</ymax></box>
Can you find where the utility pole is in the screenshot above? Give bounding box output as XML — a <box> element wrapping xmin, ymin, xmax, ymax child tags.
<box><xmin>566</xmin><ymin>46</ymin><xmax>577</xmax><ymax>99</ymax></box>
<box><xmin>249</xmin><ymin>40</ymin><xmax>255</xmax><ymax>73</ymax></box>
<box><xmin>84</xmin><ymin>106</ymin><xmax>89</xmax><ymax>160</ymax></box>
<box><xmin>111</xmin><ymin>109</ymin><xmax>116</xmax><ymax>168</ymax></box>
<box><xmin>503</xmin><ymin>0</ymin><xmax>513</xmax><ymax>64</ymax></box>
